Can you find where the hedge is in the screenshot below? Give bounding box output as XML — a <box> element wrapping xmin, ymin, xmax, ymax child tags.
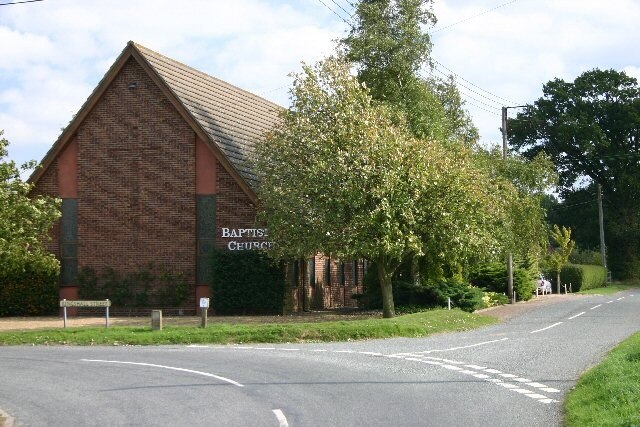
<box><xmin>561</xmin><ymin>264</ymin><xmax>608</xmax><ymax>292</ymax></box>
<box><xmin>0</xmin><ymin>253</ymin><xmax>59</xmax><ymax>316</ymax></box>
<box><xmin>469</xmin><ymin>263</ymin><xmax>536</xmax><ymax>301</ymax></box>
<box><xmin>210</xmin><ymin>249</ymin><xmax>286</xmax><ymax>315</ymax></box>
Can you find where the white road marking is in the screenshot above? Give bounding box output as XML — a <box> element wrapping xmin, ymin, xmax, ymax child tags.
<box><xmin>484</xmin><ymin>368</ymin><xmax>502</xmax><ymax>374</ymax></box>
<box><xmin>513</xmin><ymin>378</ymin><xmax>532</xmax><ymax>383</ymax></box>
<box><xmin>606</xmin><ymin>300</ymin><xmax>614</xmax><ymax>304</ymax></box>
<box><xmin>311</xmin><ymin>349</ymin><xmax>328</xmax><ymax>352</ymax></box>
<box><xmin>397</xmin><ymin>338</ymin><xmax>508</xmax><ymax>356</ymax></box>
<box><xmin>499</xmin><ymin>373</ymin><xmax>517</xmax><ymax>378</ymax></box>
<box><xmin>530</xmin><ymin>322</ymin><xmax>563</xmax><ymax>334</ymax></box>
<box><xmin>499</xmin><ymin>383</ymin><xmax>518</xmax><ymax>389</ymax></box>
<box><xmin>81</xmin><ymin>359</ymin><xmax>244</xmax><ymax>387</ymax></box>
<box><xmin>443</xmin><ymin>365</ymin><xmax>464</xmax><ymax>371</ymax></box>
<box><xmin>590</xmin><ymin>304</ymin><xmax>602</xmax><ymax>310</ymax></box>
<box><xmin>526</xmin><ymin>382</ymin><xmax>547</xmax><ymax>388</ymax></box>
<box><xmin>473</xmin><ymin>373</ymin><xmax>490</xmax><ymax>379</ymax></box>
<box><xmin>465</xmin><ymin>364</ymin><xmax>488</xmax><ymax>370</ymax></box>
<box><xmin>568</xmin><ymin>312</ymin><xmax>585</xmax><ymax>320</ymax></box>
<box><xmin>272</xmin><ymin>409</ymin><xmax>289</xmax><ymax>427</ymax></box>
<box><xmin>358</xmin><ymin>351</ymin><xmax>383</xmax><ymax>356</ymax></box>
<box><xmin>524</xmin><ymin>393</ymin><xmax>548</xmax><ymax>399</ymax></box>
<box><xmin>617</xmin><ymin>297</ymin><xmax>625</xmax><ymax>301</ymax></box>
<box><xmin>255</xmin><ymin>347</ymin><xmax>276</xmax><ymax>350</ymax></box>
<box><xmin>541</xmin><ymin>387</ymin><xmax>560</xmax><ymax>393</ymax></box>
<box><xmin>334</xmin><ymin>350</ymin><xmax>354</xmax><ymax>353</ymax></box>
<box><xmin>539</xmin><ymin>398</ymin><xmax>558</xmax><ymax>404</ymax></box>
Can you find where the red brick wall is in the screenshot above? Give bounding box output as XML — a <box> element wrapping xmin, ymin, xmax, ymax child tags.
<box><xmin>75</xmin><ymin>57</ymin><xmax>197</xmax><ymax>288</ymax></box>
<box><xmin>215</xmin><ymin>160</ymin><xmax>258</xmax><ymax>248</ymax></box>
<box><xmin>31</xmin><ymin>158</ymin><xmax>60</xmax><ymax>258</ymax></box>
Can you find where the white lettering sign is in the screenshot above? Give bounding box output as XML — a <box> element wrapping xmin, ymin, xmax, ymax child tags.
<box><xmin>219</xmin><ymin>228</ymin><xmax>274</xmax><ymax>251</ymax></box>
<box><xmin>199</xmin><ymin>298</ymin><xmax>210</xmax><ymax>308</ymax></box>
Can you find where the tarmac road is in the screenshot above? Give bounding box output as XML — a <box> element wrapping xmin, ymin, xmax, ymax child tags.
<box><xmin>0</xmin><ymin>289</ymin><xmax>638</xmax><ymax>426</ymax></box>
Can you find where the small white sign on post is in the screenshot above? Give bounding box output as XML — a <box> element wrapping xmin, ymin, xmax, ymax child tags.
<box><xmin>199</xmin><ymin>298</ymin><xmax>210</xmax><ymax>328</ymax></box>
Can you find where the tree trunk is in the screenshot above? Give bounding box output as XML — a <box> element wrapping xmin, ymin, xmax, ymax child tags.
<box><xmin>410</xmin><ymin>255</ymin><xmax>420</xmax><ymax>287</ymax></box>
<box><xmin>556</xmin><ymin>271</ymin><xmax>561</xmax><ymax>294</ymax></box>
<box><xmin>377</xmin><ymin>261</ymin><xmax>395</xmax><ymax>318</ymax></box>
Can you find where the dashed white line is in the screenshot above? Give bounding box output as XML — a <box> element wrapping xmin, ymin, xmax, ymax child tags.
<box><xmin>530</xmin><ymin>322</ymin><xmax>563</xmax><ymax>334</ymax></box>
<box><xmin>484</xmin><ymin>368</ymin><xmax>502</xmax><ymax>374</ymax></box>
<box><xmin>568</xmin><ymin>312</ymin><xmax>586</xmax><ymax>320</ymax></box>
<box><xmin>606</xmin><ymin>300</ymin><xmax>614</xmax><ymax>304</ymax></box>
<box><xmin>590</xmin><ymin>304</ymin><xmax>602</xmax><ymax>310</ymax></box>
<box><xmin>401</xmin><ymin>338</ymin><xmax>509</xmax><ymax>356</ymax></box>
<box><xmin>617</xmin><ymin>297</ymin><xmax>625</xmax><ymax>301</ymax></box>
<box><xmin>80</xmin><ymin>359</ymin><xmax>244</xmax><ymax>387</ymax></box>
<box><xmin>513</xmin><ymin>378</ymin><xmax>532</xmax><ymax>383</ymax></box>
<box><xmin>272</xmin><ymin>409</ymin><xmax>289</xmax><ymax>427</ymax></box>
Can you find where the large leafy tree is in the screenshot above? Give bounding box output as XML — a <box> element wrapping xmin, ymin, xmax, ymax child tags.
<box><xmin>509</xmin><ymin>69</ymin><xmax>640</xmax><ymax>278</ymax></box>
<box><xmin>255</xmin><ymin>58</ymin><xmax>510</xmax><ymax>318</ymax></box>
<box><xmin>340</xmin><ymin>0</ymin><xmax>478</xmax><ymax>145</ymax></box>
<box><xmin>0</xmin><ymin>130</ymin><xmax>60</xmax><ymax>277</ymax></box>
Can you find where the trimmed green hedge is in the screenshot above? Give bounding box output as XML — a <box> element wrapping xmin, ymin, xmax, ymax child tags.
<box><xmin>210</xmin><ymin>250</ymin><xmax>286</xmax><ymax>315</ymax></box>
<box><xmin>561</xmin><ymin>264</ymin><xmax>608</xmax><ymax>292</ymax></box>
<box><xmin>0</xmin><ymin>253</ymin><xmax>59</xmax><ymax>316</ymax></box>
<box><xmin>469</xmin><ymin>263</ymin><xmax>536</xmax><ymax>301</ymax></box>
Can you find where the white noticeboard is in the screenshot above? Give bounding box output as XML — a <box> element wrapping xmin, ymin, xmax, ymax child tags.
<box><xmin>199</xmin><ymin>298</ymin><xmax>210</xmax><ymax>308</ymax></box>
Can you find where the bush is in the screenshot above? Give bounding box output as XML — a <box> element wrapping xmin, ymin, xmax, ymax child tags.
<box><xmin>570</xmin><ymin>248</ymin><xmax>603</xmax><ymax>266</ymax></box>
<box><xmin>561</xmin><ymin>264</ymin><xmax>608</xmax><ymax>292</ymax></box>
<box><xmin>77</xmin><ymin>264</ymin><xmax>189</xmax><ymax>308</ymax></box>
<box><xmin>210</xmin><ymin>250</ymin><xmax>286</xmax><ymax>315</ymax></box>
<box><xmin>0</xmin><ymin>252</ymin><xmax>59</xmax><ymax>316</ymax></box>
<box><xmin>361</xmin><ymin>264</ymin><xmax>484</xmax><ymax>312</ymax></box>
<box><xmin>469</xmin><ymin>263</ymin><xmax>536</xmax><ymax>301</ymax></box>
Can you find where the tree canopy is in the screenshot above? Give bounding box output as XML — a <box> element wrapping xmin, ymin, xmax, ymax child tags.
<box><xmin>255</xmin><ymin>58</ymin><xmax>511</xmax><ymax>317</ymax></box>
<box><xmin>0</xmin><ymin>130</ymin><xmax>60</xmax><ymax>277</ymax></box>
<box><xmin>509</xmin><ymin>69</ymin><xmax>640</xmax><ymax>278</ymax></box>
<box><xmin>340</xmin><ymin>0</ymin><xmax>478</xmax><ymax>145</ymax></box>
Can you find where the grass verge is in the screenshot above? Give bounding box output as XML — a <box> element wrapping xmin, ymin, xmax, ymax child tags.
<box><xmin>578</xmin><ymin>280</ymin><xmax>639</xmax><ymax>295</ymax></box>
<box><xmin>0</xmin><ymin>309</ymin><xmax>497</xmax><ymax>346</ymax></box>
<box><xmin>564</xmin><ymin>331</ymin><xmax>640</xmax><ymax>426</ymax></box>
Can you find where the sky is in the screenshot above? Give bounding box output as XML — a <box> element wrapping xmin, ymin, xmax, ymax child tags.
<box><xmin>1</xmin><ymin>0</ymin><xmax>639</xmax><ymax>170</ymax></box>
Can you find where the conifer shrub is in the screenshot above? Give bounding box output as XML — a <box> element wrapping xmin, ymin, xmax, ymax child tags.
<box><xmin>210</xmin><ymin>249</ymin><xmax>286</xmax><ymax>315</ymax></box>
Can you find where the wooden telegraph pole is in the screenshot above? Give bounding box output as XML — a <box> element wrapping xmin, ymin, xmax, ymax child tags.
<box><xmin>502</xmin><ymin>107</ymin><xmax>514</xmax><ymax>302</ymax></box>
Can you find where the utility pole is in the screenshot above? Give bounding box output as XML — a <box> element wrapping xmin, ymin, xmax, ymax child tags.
<box><xmin>501</xmin><ymin>107</ymin><xmax>514</xmax><ymax>302</ymax></box>
<box><xmin>598</xmin><ymin>184</ymin><xmax>607</xmax><ymax>269</ymax></box>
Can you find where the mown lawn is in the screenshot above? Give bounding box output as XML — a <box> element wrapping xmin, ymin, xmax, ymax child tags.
<box><xmin>0</xmin><ymin>309</ymin><xmax>497</xmax><ymax>346</ymax></box>
<box><xmin>578</xmin><ymin>280</ymin><xmax>639</xmax><ymax>295</ymax></box>
<box><xmin>564</xmin><ymin>331</ymin><xmax>640</xmax><ymax>426</ymax></box>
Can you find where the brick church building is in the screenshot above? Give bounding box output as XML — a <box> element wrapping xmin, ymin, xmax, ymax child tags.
<box><xmin>30</xmin><ymin>42</ymin><xmax>364</xmax><ymax>313</ymax></box>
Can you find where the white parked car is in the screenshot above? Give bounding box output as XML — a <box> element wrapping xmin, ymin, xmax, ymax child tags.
<box><xmin>537</xmin><ymin>275</ymin><xmax>552</xmax><ymax>294</ymax></box>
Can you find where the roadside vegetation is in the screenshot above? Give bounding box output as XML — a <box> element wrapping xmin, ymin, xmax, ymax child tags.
<box><xmin>0</xmin><ymin>309</ymin><xmax>497</xmax><ymax>346</ymax></box>
<box><xmin>564</xmin><ymin>330</ymin><xmax>640</xmax><ymax>426</ymax></box>
<box><xmin>577</xmin><ymin>280</ymin><xmax>639</xmax><ymax>295</ymax></box>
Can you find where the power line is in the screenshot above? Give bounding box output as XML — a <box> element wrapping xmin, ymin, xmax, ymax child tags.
<box><xmin>429</xmin><ymin>65</ymin><xmax>504</xmax><ymax>108</ymax></box>
<box><xmin>329</xmin><ymin>0</ymin><xmax>353</xmax><ymax>20</ymax></box>
<box><xmin>316</xmin><ymin>0</ymin><xmax>352</xmax><ymax>25</ymax></box>
<box><xmin>434</xmin><ymin>59</ymin><xmax>518</xmax><ymax>105</ymax></box>
<box><xmin>430</xmin><ymin>0</ymin><xmax>522</xmax><ymax>34</ymax></box>
<box><xmin>0</xmin><ymin>0</ymin><xmax>45</xmax><ymax>5</ymax></box>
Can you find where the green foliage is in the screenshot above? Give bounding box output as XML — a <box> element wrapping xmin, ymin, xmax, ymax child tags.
<box><xmin>509</xmin><ymin>69</ymin><xmax>640</xmax><ymax>279</ymax></box>
<box><xmin>548</xmin><ymin>225</ymin><xmax>576</xmax><ymax>291</ymax></box>
<box><xmin>362</xmin><ymin>263</ymin><xmax>485</xmax><ymax>312</ymax></box>
<box><xmin>469</xmin><ymin>262</ymin><xmax>537</xmax><ymax>301</ymax></box>
<box><xmin>341</xmin><ymin>0</ymin><xmax>477</xmax><ymax>145</ymax></box>
<box><xmin>210</xmin><ymin>250</ymin><xmax>286</xmax><ymax>315</ymax></box>
<box><xmin>256</xmin><ymin>57</ymin><xmax>512</xmax><ymax>318</ymax></box>
<box><xmin>565</xmin><ymin>331</ymin><xmax>640</xmax><ymax>426</ymax></box>
<box><xmin>561</xmin><ymin>264</ymin><xmax>608</xmax><ymax>292</ymax></box>
<box><xmin>77</xmin><ymin>265</ymin><xmax>189</xmax><ymax>308</ymax></box>
<box><xmin>0</xmin><ymin>130</ymin><xmax>61</xmax><ymax>316</ymax></box>
<box><xmin>570</xmin><ymin>247</ymin><xmax>604</xmax><ymax>266</ymax></box>
<box><xmin>0</xmin><ymin>255</ymin><xmax>59</xmax><ymax>316</ymax></box>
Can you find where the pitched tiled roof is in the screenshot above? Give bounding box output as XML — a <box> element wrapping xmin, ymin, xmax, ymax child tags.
<box><xmin>132</xmin><ymin>42</ymin><xmax>282</xmax><ymax>189</ymax></box>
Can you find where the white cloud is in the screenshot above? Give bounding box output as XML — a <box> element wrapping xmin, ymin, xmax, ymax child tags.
<box><xmin>0</xmin><ymin>0</ymin><xmax>638</xmax><ymax>165</ymax></box>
